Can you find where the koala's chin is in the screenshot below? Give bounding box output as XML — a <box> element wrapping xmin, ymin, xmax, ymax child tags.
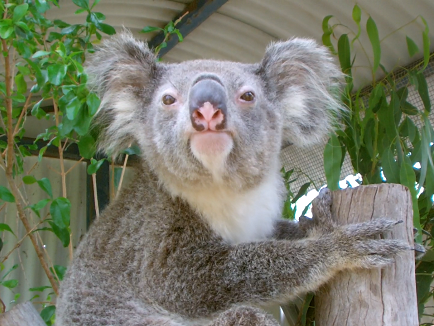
<box><xmin>190</xmin><ymin>131</ymin><xmax>233</xmax><ymax>180</ymax></box>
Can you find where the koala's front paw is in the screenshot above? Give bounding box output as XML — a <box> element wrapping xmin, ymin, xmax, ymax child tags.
<box><xmin>311</xmin><ymin>188</ymin><xmax>335</xmax><ymax>233</ymax></box>
<box><xmin>332</xmin><ymin>219</ymin><xmax>411</xmax><ymax>269</ymax></box>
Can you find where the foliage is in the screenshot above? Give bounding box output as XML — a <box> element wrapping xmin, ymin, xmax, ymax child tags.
<box><xmin>0</xmin><ymin>0</ymin><xmax>185</xmax><ymax>322</ymax></box>
<box><xmin>0</xmin><ymin>0</ymin><xmax>115</xmax><ymax>320</ymax></box>
<box><xmin>322</xmin><ymin>5</ymin><xmax>434</xmax><ymax>324</ymax></box>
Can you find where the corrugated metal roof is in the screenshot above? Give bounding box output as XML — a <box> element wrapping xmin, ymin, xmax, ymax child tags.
<box><xmin>47</xmin><ymin>0</ymin><xmax>434</xmax><ymax>89</ymax></box>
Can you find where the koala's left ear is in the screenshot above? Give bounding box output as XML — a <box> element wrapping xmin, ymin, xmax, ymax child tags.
<box><xmin>259</xmin><ymin>39</ymin><xmax>343</xmax><ymax>147</ymax></box>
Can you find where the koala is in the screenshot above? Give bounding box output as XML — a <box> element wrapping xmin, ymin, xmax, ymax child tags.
<box><xmin>56</xmin><ymin>32</ymin><xmax>410</xmax><ymax>326</ymax></box>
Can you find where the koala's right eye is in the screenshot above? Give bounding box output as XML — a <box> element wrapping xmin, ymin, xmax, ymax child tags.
<box><xmin>162</xmin><ymin>95</ymin><xmax>176</xmax><ymax>105</ymax></box>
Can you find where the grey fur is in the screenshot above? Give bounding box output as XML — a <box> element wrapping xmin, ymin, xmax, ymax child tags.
<box><xmin>56</xmin><ymin>32</ymin><xmax>409</xmax><ymax>325</ymax></box>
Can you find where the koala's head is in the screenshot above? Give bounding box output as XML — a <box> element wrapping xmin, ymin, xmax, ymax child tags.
<box><xmin>87</xmin><ymin>32</ymin><xmax>342</xmax><ymax>192</ymax></box>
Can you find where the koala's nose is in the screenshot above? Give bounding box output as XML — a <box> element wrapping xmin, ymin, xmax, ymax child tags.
<box><xmin>189</xmin><ymin>79</ymin><xmax>227</xmax><ymax>131</ymax></box>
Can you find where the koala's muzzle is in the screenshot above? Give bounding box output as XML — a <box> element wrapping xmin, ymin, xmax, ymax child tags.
<box><xmin>189</xmin><ymin>79</ymin><xmax>227</xmax><ymax>131</ymax></box>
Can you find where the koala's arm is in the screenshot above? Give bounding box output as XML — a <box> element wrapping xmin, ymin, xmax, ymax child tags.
<box><xmin>147</xmin><ymin>219</ymin><xmax>407</xmax><ymax>318</ymax></box>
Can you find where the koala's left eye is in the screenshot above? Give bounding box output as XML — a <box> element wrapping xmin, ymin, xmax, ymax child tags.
<box><xmin>162</xmin><ymin>95</ymin><xmax>176</xmax><ymax>105</ymax></box>
<box><xmin>240</xmin><ymin>91</ymin><xmax>255</xmax><ymax>102</ymax></box>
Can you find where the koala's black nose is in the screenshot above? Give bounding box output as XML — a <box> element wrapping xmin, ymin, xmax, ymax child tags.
<box><xmin>189</xmin><ymin>79</ymin><xmax>227</xmax><ymax>131</ymax></box>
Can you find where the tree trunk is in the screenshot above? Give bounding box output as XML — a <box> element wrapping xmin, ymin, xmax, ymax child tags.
<box><xmin>0</xmin><ymin>301</ymin><xmax>46</xmax><ymax>326</ymax></box>
<box><xmin>315</xmin><ymin>184</ymin><xmax>418</xmax><ymax>326</ymax></box>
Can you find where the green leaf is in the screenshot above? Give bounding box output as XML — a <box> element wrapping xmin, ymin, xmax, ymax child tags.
<box><xmin>366</xmin><ymin>16</ymin><xmax>381</xmax><ymax>73</ymax></box>
<box><xmin>0</xmin><ymin>223</ymin><xmax>15</xmax><ymax>236</ymax></box>
<box><xmin>12</xmin><ymin>4</ymin><xmax>29</xmax><ymax>23</ymax></box>
<box><xmin>29</xmin><ymin>285</ymin><xmax>52</xmax><ymax>292</ymax></box>
<box><xmin>86</xmin><ymin>93</ymin><xmax>100</xmax><ymax>116</ymax></box>
<box><xmin>66</xmin><ymin>96</ymin><xmax>81</xmax><ymax>120</ymax></box>
<box><xmin>87</xmin><ymin>158</ymin><xmax>106</xmax><ymax>175</ymax></box>
<box><xmin>91</xmin><ymin>0</ymin><xmax>102</xmax><ymax>9</ymax></box>
<box><xmin>337</xmin><ymin>34</ymin><xmax>351</xmax><ymax>75</ymax></box>
<box><xmin>324</xmin><ymin>134</ymin><xmax>343</xmax><ymax>191</ymax></box>
<box><xmin>0</xmin><ymin>186</ymin><xmax>15</xmax><ymax>203</ymax></box>
<box><xmin>37</xmin><ymin>178</ymin><xmax>53</xmax><ymax>198</ymax></box>
<box><xmin>48</xmin><ymin>221</ymin><xmax>70</xmax><ymax>247</ymax></box>
<box><xmin>40</xmin><ymin>305</ymin><xmax>56</xmax><ymax>322</ymax></box>
<box><xmin>406</xmin><ymin>36</ymin><xmax>419</xmax><ymax>57</ymax></box>
<box><xmin>141</xmin><ymin>26</ymin><xmax>163</xmax><ymax>34</ymax></box>
<box><xmin>1</xmin><ymin>264</ymin><xmax>18</xmax><ymax>281</ymax></box>
<box><xmin>381</xmin><ymin>148</ymin><xmax>399</xmax><ymax>183</ymax></box>
<box><xmin>1</xmin><ymin>279</ymin><xmax>18</xmax><ymax>289</ymax></box>
<box><xmin>75</xmin><ymin>8</ymin><xmax>87</xmax><ymax>14</ymax></box>
<box><xmin>400</xmin><ymin>156</ymin><xmax>421</xmax><ymax>237</ymax></box>
<box><xmin>95</xmin><ymin>22</ymin><xmax>115</xmax><ymax>35</ymax></box>
<box><xmin>50</xmin><ymin>197</ymin><xmax>71</xmax><ymax>229</ymax></box>
<box><xmin>51</xmin><ymin>265</ymin><xmax>67</xmax><ymax>280</ymax></box>
<box><xmin>35</xmin><ymin>0</ymin><xmax>50</xmax><ymax>13</ymax></box>
<box><xmin>368</xmin><ymin>84</ymin><xmax>385</xmax><ymax>113</ymax></box>
<box><xmin>399</xmin><ymin>117</ymin><xmax>416</xmax><ymax>142</ymax></box>
<box><xmin>28</xmin><ymin>199</ymin><xmax>51</xmax><ymax>218</ymax></box>
<box><xmin>291</xmin><ymin>182</ymin><xmax>311</xmax><ymax>204</ymax></box>
<box><xmin>416</xmin><ymin>72</ymin><xmax>431</xmax><ymax>113</ymax></box>
<box><xmin>401</xmin><ymin>102</ymin><xmax>419</xmax><ymax>115</ymax></box>
<box><xmin>23</xmin><ymin>175</ymin><xmax>37</xmax><ymax>184</ymax></box>
<box><xmin>420</xmin><ymin>16</ymin><xmax>430</xmax><ymax>69</ymax></box>
<box><xmin>351</xmin><ymin>4</ymin><xmax>361</xmax><ymax>45</ymax></box>
<box><xmin>174</xmin><ymin>30</ymin><xmax>183</xmax><ymax>42</ymax></box>
<box><xmin>321</xmin><ymin>15</ymin><xmax>336</xmax><ymax>54</ymax></box>
<box><xmin>47</xmin><ymin>64</ymin><xmax>67</xmax><ymax>86</ymax></box>
<box><xmin>78</xmin><ymin>133</ymin><xmax>96</xmax><ymax>159</ymax></box>
<box><xmin>31</xmin><ymin>99</ymin><xmax>47</xmax><ymax>119</ymax></box>
<box><xmin>72</xmin><ymin>0</ymin><xmax>89</xmax><ymax>10</ymax></box>
<box><xmin>0</xmin><ymin>26</ymin><xmax>14</xmax><ymax>39</ymax></box>
<box><xmin>32</xmin><ymin>50</ymin><xmax>51</xmax><ymax>58</ymax></box>
<box><xmin>15</xmin><ymin>73</ymin><xmax>27</xmax><ymax>94</ymax></box>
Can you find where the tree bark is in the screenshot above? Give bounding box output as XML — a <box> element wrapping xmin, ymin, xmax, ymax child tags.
<box><xmin>315</xmin><ymin>184</ymin><xmax>418</xmax><ymax>326</ymax></box>
<box><xmin>0</xmin><ymin>301</ymin><xmax>46</xmax><ymax>326</ymax></box>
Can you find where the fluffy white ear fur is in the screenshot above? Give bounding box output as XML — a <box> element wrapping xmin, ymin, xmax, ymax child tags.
<box><xmin>260</xmin><ymin>38</ymin><xmax>344</xmax><ymax>147</ymax></box>
<box><xmin>85</xmin><ymin>32</ymin><xmax>157</xmax><ymax>157</ymax></box>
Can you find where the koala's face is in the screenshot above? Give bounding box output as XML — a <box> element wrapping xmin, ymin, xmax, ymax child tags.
<box><xmin>140</xmin><ymin>61</ymin><xmax>281</xmax><ymax>190</ymax></box>
<box><xmin>87</xmin><ymin>33</ymin><xmax>342</xmax><ymax>191</ymax></box>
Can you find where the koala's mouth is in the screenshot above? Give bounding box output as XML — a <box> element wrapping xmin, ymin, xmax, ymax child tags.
<box><xmin>190</xmin><ymin>131</ymin><xmax>233</xmax><ymax>158</ymax></box>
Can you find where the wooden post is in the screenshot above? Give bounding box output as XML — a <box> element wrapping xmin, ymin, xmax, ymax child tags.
<box><xmin>315</xmin><ymin>184</ymin><xmax>418</xmax><ymax>325</ymax></box>
<box><xmin>0</xmin><ymin>301</ymin><xmax>46</xmax><ymax>326</ymax></box>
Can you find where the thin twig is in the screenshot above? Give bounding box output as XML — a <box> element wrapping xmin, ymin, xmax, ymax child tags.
<box><xmin>92</xmin><ymin>173</ymin><xmax>100</xmax><ymax>219</ymax></box>
<box><xmin>116</xmin><ymin>154</ymin><xmax>129</xmax><ymax>198</ymax></box>
<box><xmin>13</xmin><ymin>92</ymin><xmax>33</xmax><ymax>137</ymax></box>
<box><xmin>1</xmin><ymin>216</ymin><xmax>49</xmax><ymax>264</ymax></box>
<box><xmin>65</xmin><ymin>157</ymin><xmax>84</xmax><ymax>175</ymax></box>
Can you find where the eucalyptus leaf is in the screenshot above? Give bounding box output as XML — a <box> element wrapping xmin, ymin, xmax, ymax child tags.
<box><xmin>324</xmin><ymin>134</ymin><xmax>343</xmax><ymax>191</ymax></box>
<box><xmin>337</xmin><ymin>34</ymin><xmax>351</xmax><ymax>75</ymax></box>
<box><xmin>406</xmin><ymin>36</ymin><xmax>419</xmax><ymax>57</ymax></box>
<box><xmin>416</xmin><ymin>72</ymin><xmax>431</xmax><ymax>113</ymax></box>
<box><xmin>366</xmin><ymin>16</ymin><xmax>381</xmax><ymax>73</ymax></box>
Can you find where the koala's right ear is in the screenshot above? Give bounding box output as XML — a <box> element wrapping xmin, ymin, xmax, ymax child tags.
<box><xmin>259</xmin><ymin>39</ymin><xmax>343</xmax><ymax>148</ymax></box>
<box><xmin>86</xmin><ymin>31</ymin><xmax>158</xmax><ymax>156</ymax></box>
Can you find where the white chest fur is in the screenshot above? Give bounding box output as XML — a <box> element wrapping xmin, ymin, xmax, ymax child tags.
<box><xmin>173</xmin><ymin>171</ymin><xmax>284</xmax><ymax>244</ymax></box>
